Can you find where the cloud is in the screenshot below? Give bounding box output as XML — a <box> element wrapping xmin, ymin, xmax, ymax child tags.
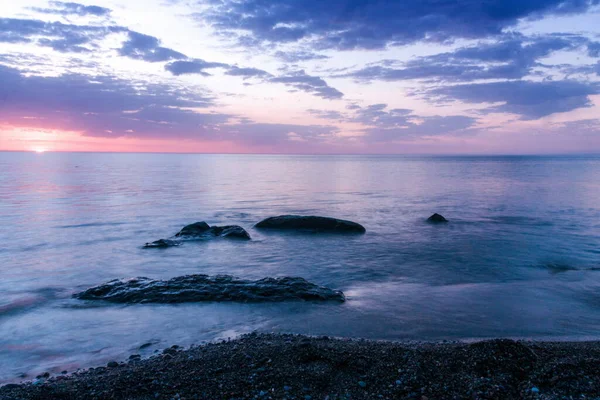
<box><xmin>225</xmin><ymin>66</ymin><xmax>272</xmax><ymax>79</ymax></box>
<box><xmin>119</xmin><ymin>31</ymin><xmax>187</xmax><ymax>62</ymax></box>
<box><xmin>306</xmin><ymin>103</ymin><xmax>478</xmax><ymax>141</ymax></box>
<box><xmin>0</xmin><ymin>63</ymin><xmax>222</xmax><ymax>138</ymax></box>
<box><xmin>270</xmin><ymin>70</ymin><xmax>343</xmax><ymax>99</ymax></box>
<box><xmin>164</xmin><ymin>59</ymin><xmax>229</xmax><ymax>75</ymax></box>
<box><xmin>274</xmin><ymin>50</ymin><xmax>329</xmax><ymax>62</ymax></box>
<box><xmin>589</xmin><ymin>42</ymin><xmax>600</xmax><ymax>57</ymax></box>
<box><xmin>199</xmin><ymin>0</ymin><xmax>600</xmax><ymax>50</ymax></box>
<box><xmin>0</xmin><ymin>18</ymin><xmax>187</xmax><ymax>62</ymax></box>
<box><xmin>307</xmin><ymin>109</ymin><xmax>346</xmax><ymax>120</ymax></box>
<box><xmin>365</xmin><ymin>115</ymin><xmax>478</xmax><ymax>142</ymax></box>
<box><xmin>428</xmin><ymin>80</ymin><xmax>599</xmax><ymax>119</ymax></box>
<box><xmin>0</xmin><ymin>64</ymin><xmax>338</xmax><ymax>148</ymax></box>
<box><xmin>340</xmin><ymin>35</ymin><xmax>585</xmax><ymax>82</ymax></box>
<box><xmin>164</xmin><ymin>62</ymin><xmax>342</xmax><ymax>100</ymax></box>
<box><xmin>31</xmin><ymin>2</ymin><xmax>111</xmax><ymax>17</ymax></box>
<box><xmin>0</xmin><ymin>17</ymin><xmax>123</xmax><ymax>52</ymax></box>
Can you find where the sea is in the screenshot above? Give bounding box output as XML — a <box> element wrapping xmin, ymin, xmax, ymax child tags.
<box><xmin>1</xmin><ymin>152</ymin><xmax>599</xmax><ymax>382</ymax></box>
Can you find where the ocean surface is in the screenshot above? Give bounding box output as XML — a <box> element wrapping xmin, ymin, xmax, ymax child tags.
<box><xmin>1</xmin><ymin>152</ymin><xmax>600</xmax><ymax>382</ymax></box>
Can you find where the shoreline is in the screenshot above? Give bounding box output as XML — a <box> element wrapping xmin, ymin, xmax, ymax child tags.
<box><xmin>2</xmin><ymin>333</ymin><xmax>600</xmax><ymax>399</ymax></box>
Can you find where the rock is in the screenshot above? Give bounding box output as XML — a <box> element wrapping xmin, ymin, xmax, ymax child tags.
<box><xmin>255</xmin><ymin>215</ymin><xmax>366</xmax><ymax>233</ymax></box>
<box><xmin>2</xmin><ymin>384</ymin><xmax>21</xmax><ymax>390</ymax></box>
<box><xmin>144</xmin><ymin>221</ymin><xmax>251</xmax><ymax>243</ymax></box>
<box><xmin>143</xmin><ymin>239</ymin><xmax>180</xmax><ymax>248</ymax></box>
<box><xmin>107</xmin><ymin>361</ymin><xmax>119</xmax><ymax>368</ymax></box>
<box><xmin>358</xmin><ymin>381</ymin><xmax>367</xmax><ymax>388</ymax></box>
<box><xmin>73</xmin><ymin>275</ymin><xmax>346</xmax><ymax>303</ymax></box>
<box><xmin>427</xmin><ymin>213</ymin><xmax>448</xmax><ymax>223</ymax></box>
<box><xmin>210</xmin><ymin>225</ymin><xmax>251</xmax><ymax>239</ymax></box>
<box><xmin>176</xmin><ymin>221</ymin><xmax>251</xmax><ymax>239</ymax></box>
<box><xmin>175</xmin><ymin>222</ymin><xmax>211</xmax><ymax>236</ymax></box>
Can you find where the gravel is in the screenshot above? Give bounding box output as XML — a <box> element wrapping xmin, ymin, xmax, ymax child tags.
<box><xmin>2</xmin><ymin>333</ymin><xmax>600</xmax><ymax>399</ymax></box>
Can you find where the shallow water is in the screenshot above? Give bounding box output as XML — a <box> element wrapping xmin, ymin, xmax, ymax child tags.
<box><xmin>1</xmin><ymin>152</ymin><xmax>600</xmax><ymax>382</ymax></box>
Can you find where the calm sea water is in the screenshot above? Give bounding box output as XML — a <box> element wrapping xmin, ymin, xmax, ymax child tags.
<box><xmin>1</xmin><ymin>152</ymin><xmax>600</xmax><ymax>382</ymax></box>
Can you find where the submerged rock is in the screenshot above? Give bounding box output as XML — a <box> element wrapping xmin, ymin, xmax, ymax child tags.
<box><xmin>143</xmin><ymin>239</ymin><xmax>181</xmax><ymax>248</ymax></box>
<box><xmin>427</xmin><ymin>213</ymin><xmax>448</xmax><ymax>223</ymax></box>
<box><xmin>175</xmin><ymin>222</ymin><xmax>251</xmax><ymax>240</ymax></box>
<box><xmin>255</xmin><ymin>215</ymin><xmax>366</xmax><ymax>233</ymax></box>
<box><xmin>73</xmin><ymin>275</ymin><xmax>345</xmax><ymax>303</ymax></box>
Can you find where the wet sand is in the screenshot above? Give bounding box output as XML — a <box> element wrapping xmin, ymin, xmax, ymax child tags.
<box><xmin>2</xmin><ymin>333</ymin><xmax>599</xmax><ymax>399</ymax></box>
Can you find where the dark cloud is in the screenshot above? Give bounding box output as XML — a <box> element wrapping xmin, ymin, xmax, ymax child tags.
<box><xmin>274</xmin><ymin>50</ymin><xmax>329</xmax><ymax>62</ymax></box>
<box><xmin>31</xmin><ymin>2</ymin><xmax>111</xmax><ymax>17</ymax></box>
<box><xmin>0</xmin><ymin>18</ymin><xmax>188</xmax><ymax>62</ymax></box>
<box><xmin>428</xmin><ymin>80</ymin><xmax>599</xmax><ymax>119</ymax></box>
<box><xmin>341</xmin><ymin>35</ymin><xmax>585</xmax><ymax>82</ymax></box>
<box><xmin>225</xmin><ymin>66</ymin><xmax>272</xmax><ymax>78</ymax></box>
<box><xmin>119</xmin><ymin>31</ymin><xmax>187</xmax><ymax>62</ymax></box>
<box><xmin>270</xmin><ymin>70</ymin><xmax>343</xmax><ymax>99</ymax></box>
<box><xmin>199</xmin><ymin>0</ymin><xmax>600</xmax><ymax>50</ymax></box>
<box><xmin>0</xmin><ymin>17</ymin><xmax>123</xmax><ymax>52</ymax></box>
<box><xmin>164</xmin><ymin>59</ymin><xmax>229</xmax><ymax>75</ymax></box>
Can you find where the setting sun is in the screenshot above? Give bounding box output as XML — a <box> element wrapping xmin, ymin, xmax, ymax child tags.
<box><xmin>32</xmin><ymin>147</ymin><xmax>47</xmax><ymax>153</ymax></box>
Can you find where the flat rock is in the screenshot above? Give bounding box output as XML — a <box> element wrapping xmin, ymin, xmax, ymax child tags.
<box><xmin>73</xmin><ymin>275</ymin><xmax>345</xmax><ymax>303</ymax></box>
<box><xmin>427</xmin><ymin>213</ymin><xmax>448</xmax><ymax>223</ymax></box>
<box><xmin>255</xmin><ymin>215</ymin><xmax>365</xmax><ymax>233</ymax></box>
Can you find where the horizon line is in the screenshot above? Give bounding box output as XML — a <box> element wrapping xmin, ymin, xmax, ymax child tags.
<box><xmin>1</xmin><ymin>150</ymin><xmax>600</xmax><ymax>157</ymax></box>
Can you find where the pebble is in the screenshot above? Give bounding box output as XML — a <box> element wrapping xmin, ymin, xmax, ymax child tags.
<box><xmin>358</xmin><ymin>381</ymin><xmax>367</xmax><ymax>388</ymax></box>
<box><xmin>531</xmin><ymin>387</ymin><xmax>540</xmax><ymax>393</ymax></box>
<box><xmin>107</xmin><ymin>361</ymin><xmax>119</xmax><ymax>368</ymax></box>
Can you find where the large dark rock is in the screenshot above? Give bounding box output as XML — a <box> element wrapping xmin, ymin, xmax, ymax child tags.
<box><xmin>175</xmin><ymin>222</ymin><xmax>211</xmax><ymax>237</ymax></box>
<box><xmin>73</xmin><ymin>275</ymin><xmax>345</xmax><ymax>303</ymax></box>
<box><xmin>255</xmin><ymin>215</ymin><xmax>366</xmax><ymax>233</ymax></box>
<box><xmin>427</xmin><ymin>213</ymin><xmax>448</xmax><ymax>223</ymax></box>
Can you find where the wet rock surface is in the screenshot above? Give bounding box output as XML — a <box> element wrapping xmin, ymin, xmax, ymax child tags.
<box><xmin>144</xmin><ymin>221</ymin><xmax>250</xmax><ymax>247</ymax></box>
<box><xmin>427</xmin><ymin>213</ymin><xmax>448</xmax><ymax>223</ymax></box>
<box><xmin>255</xmin><ymin>215</ymin><xmax>366</xmax><ymax>233</ymax></box>
<box><xmin>73</xmin><ymin>275</ymin><xmax>345</xmax><ymax>303</ymax></box>
<box><xmin>175</xmin><ymin>221</ymin><xmax>251</xmax><ymax>240</ymax></box>
<box><xmin>3</xmin><ymin>334</ymin><xmax>600</xmax><ymax>400</ymax></box>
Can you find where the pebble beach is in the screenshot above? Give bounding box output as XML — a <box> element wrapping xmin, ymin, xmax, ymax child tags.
<box><xmin>2</xmin><ymin>333</ymin><xmax>600</xmax><ymax>400</ymax></box>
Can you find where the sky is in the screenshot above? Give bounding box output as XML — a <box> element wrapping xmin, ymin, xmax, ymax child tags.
<box><xmin>1</xmin><ymin>0</ymin><xmax>600</xmax><ymax>154</ymax></box>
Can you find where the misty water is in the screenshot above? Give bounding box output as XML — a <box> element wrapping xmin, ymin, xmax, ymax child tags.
<box><xmin>1</xmin><ymin>152</ymin><xmax>600</xmax><ymax>382</ymax></box>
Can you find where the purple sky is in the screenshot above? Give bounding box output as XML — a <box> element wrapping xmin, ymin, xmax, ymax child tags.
<box><xmin>1</xmin><ymin>0</ymin><xmax>600</xmax><ymax>154</ymax></box>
